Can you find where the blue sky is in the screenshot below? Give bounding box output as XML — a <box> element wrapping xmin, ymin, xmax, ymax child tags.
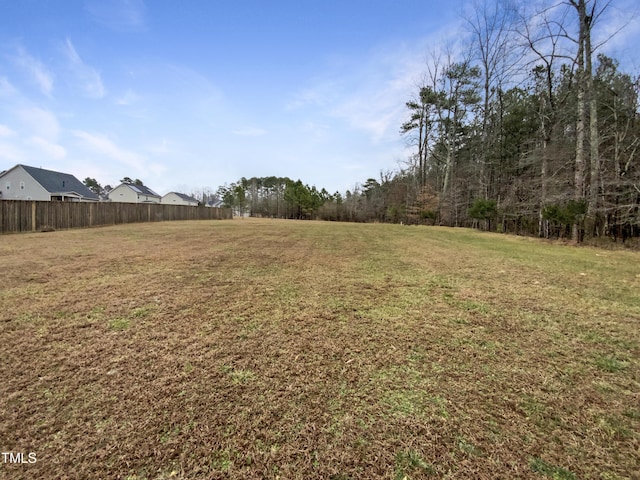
<box><xmin>1</xmin><ymin>1</ymin><xmax>638</xmax><ymax>196</ymax></box>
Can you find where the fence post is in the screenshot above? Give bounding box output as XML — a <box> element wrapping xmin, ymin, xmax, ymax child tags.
<box><xmin>31</xmin><ymin>201</ymin><xmax>36</xmax><ymax>232</ymax></box>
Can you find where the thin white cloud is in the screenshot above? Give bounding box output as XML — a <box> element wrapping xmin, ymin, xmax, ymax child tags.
<box><xmin>13</xmin><ymin>47</ymin><xmax>54</xmax><ymax>96</ymax></box>
<box><xmin>343</xmin><ymin>163</ymin><xmax>366</xmax><ymax>172</ymax></box>
<box><xmin>147</xmin><ymin>138</ymin><xmax>171</xmax><ymax>155</ymax></box>
<box><xmin>72</xmin><ymin>130</ymin><xmax>144</xmax><ymax>171</ymax></box>
<box><xmin>0</xmin><ymin>125</ymin><xmax>16</xmax><ymax>137</ymax></box>
<box><xmin>231</xmin><ymin>127</ymin><xmax>268</xmax><ymax>137</ymax></box>
<box><xmin>71</xmin><ymin>130</ymin><xmax>167</xmax><ymax>183</ymax></box>
<box><xmin>288</xmin><ymin>21</ymin><xmax>466</xmax><ymax>147</ymax></box>
<box><xmin>593</xmin><ymin>0</ymin><xmax>640</xmax><ymax>70</ymax></box>
<box><xmin>63</xmin><ymin>38</ymin><xmax>106</xmax><ymax>98</ymax></box>
<box><xmin>327</xmin><ymin>77</ymin><xmax>409</xmax><ymax>144</ymax></box>
<box><xmin>85</xmin><ymin>0</ymin><xmax>147</xmax><ymax>31</ymax></box>
<box><xmin>144</xmin><ymin>162</ymin><xmax>169</xmax><ymax>179</ymax></box>
<box><xmin>29</xmin><ymin>136</ymin><xmax>67</xmax><ymax>160</ymax></box>
<box><xmin>63</xmin><ymin>38</ymin><xmax>82</xmax><ymax>64</ymax></box>
<box><xmin>286</xmin><ymin>80</ymin><xmax>341</xmax><ymax>110</ymax></box>
<box><xmin>293</xmin><ymin>45</ymin><xmax>425</xmax><ymax>144</ymax></box>
<box><xmin>0</xmin><ymin>77</ymin><xmax>18</xmax><ymax>97</ymax></box>
<box><xmin>296</xmin><ymin>121</ymin><xmax>332</xmax><ymax>143</ymax></box>
<box><xmin>116</xmin><ymin>89</ymin><xmax>141</xmax><ymax>106</ymax></box>
<box><xmin>17</xmin><ymin>107</ymin><xmax>61</xmax><ymax>141</ymax></box>
<box><xmin>0</xmin><ymin>141</ymin><xmax>24</xmax><ymax>162</ymax></box>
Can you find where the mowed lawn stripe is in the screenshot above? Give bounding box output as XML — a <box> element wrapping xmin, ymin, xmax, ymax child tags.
<box><xmin>0</xmin><ymin>219</ymin><xmax>638</xmax><ymax>479</ymax></box>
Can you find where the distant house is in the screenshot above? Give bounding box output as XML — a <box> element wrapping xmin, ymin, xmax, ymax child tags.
<box><xmin>0</xmin><ymin>164</ymin><xmax>99</xmax><ymax>202</ymax></box>
<box><xmin>108</xmin><ymin>183</ymin><xmax>161</xmax><ymax>203</ymax></box>
<box><xmin>161</xmin><ymin>192</ymin><xmax>200</xmax><ymax>206</ymax></box>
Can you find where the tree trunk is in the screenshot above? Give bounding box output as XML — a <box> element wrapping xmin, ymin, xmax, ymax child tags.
<box><xmin>572</xmin><ymin>0</ymin><xmax>587</xmax><ymax>243</ymax></box>
<box><xmin>539</xmin><ymin>137</ymin><xmax>549</xmax><ymax>238</ymax></box>
<box><xmin>585</xmin><ymin>11</ymin><xmax>600</xmax><ymax>236</ymax></box>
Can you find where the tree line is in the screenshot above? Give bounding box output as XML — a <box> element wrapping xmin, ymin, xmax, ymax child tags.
<box><xmin>215</xmin><ymin>177</ymin><xmax>335</xmax><ymax>219</ymax></box>
<box><xmin>217</xmin><ymin>1</ymin><xmax>639</xmax><ymax>243</ymax></box>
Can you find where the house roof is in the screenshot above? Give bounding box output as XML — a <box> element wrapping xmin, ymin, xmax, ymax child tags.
<box><xmin>121</xmin><ymin>183</ymin><xmax>161</xmax><ymax>197</ymax></box>
<box><xmin>167</xmin><ymin>192</ymin><xmax>200</xmax><ymax>203</ymax></box>
<box><xmin>16</xmin><ymin>164</ymin><xmax>99</xmax><ymax>200</ymax></box>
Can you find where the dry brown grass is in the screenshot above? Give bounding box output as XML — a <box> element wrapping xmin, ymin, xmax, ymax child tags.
<box><xmin>1</xmin><ymin>219</ymin><xmax>638</xmax><ymax>479</ymax></box>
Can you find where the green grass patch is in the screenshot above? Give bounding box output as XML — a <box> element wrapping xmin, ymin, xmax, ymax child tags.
<box><xmin>594</xmin><ymin>355</ymin><xmax>628</xmax><ymax>373</ymax></box>
<box><xmin>225</xmin><ymin>368</ymin><xmax>255</xmax><ymax>385</ymax></box>
<box><xmin>395</xmin><ymin>449</ymin><xmax>436</xmax><ymax>479</ymax></box>
<box><xmin>529</xmin><ymin>457</ymin><xmax>576</xmax><ymax>479</ymax></box>
<box><xmin>108</xmin><ymin>317</ymin><xmax>130</xmax><ymax>331</ymax></box>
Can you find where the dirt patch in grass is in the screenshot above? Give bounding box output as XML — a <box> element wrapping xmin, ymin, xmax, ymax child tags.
<box><xmin>1</xmin><ymin>219</ymin><xmax>638</xmax><ymax>479</ymax></box>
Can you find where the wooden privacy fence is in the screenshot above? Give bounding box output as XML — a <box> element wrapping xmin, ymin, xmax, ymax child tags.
<box><xmin>0</xmin><ymin>201</ymin><xmax>232</xmax><ymax>234</ymax></box>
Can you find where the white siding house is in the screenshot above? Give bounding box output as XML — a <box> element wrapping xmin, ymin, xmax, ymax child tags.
<box><xmin>0</xmin><ymin>164</ymin><xmax>99</xmax><ymax>201</ymax></box>
<box><xmin>161</xmin><ymin>192</ymin><xmax>200</xmax><ymax>206</ymax></box>
<box><xmin>108</xmin><ymin>183</ymin><xmax>161</xmax><ymax>203</ymax></box>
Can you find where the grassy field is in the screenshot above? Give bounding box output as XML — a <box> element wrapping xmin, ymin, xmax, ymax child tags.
<box><xmin>1</xmin><ymin>219</ymin><xmax>638</xmax><ymax>479</ymax></box>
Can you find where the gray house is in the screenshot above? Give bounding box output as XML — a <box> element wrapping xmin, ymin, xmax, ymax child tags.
<box><xmin>161</xmin><ymin>192</ymin><xmax>200</xmax><ymax>206</ymax></box>
<box><xmin>108</xmin><ymin>183</ymin><xmax>161</xmax><ymax>203</ymax></box>
<box><xmin>0</xmin><ymin>164</ymin><xmax>99</xmax><ymax>201</ymax></box>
